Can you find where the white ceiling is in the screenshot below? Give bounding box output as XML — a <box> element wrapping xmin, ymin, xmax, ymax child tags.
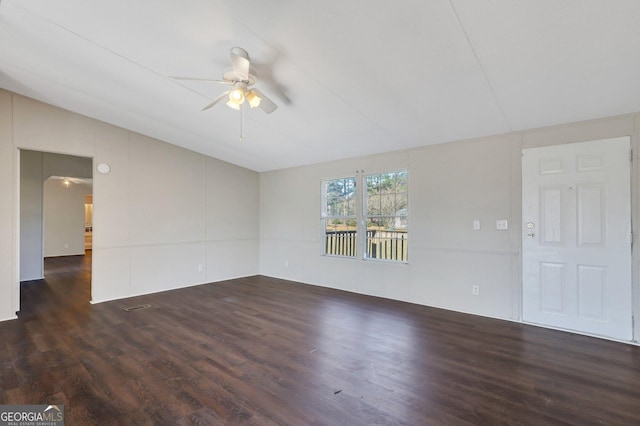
<box><xmin>1</xmin><ymin>1</ymin><xmax>640</xmax><ymax>172</ymax></box>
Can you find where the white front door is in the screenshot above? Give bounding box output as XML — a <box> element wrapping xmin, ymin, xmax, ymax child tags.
<box><xmin>522</xmin><ymin>137</ymin><xmax>632</xmax><ymax>341</ymax></box>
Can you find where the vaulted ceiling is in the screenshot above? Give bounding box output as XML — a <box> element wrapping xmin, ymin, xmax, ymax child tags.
<box><xmin>1</xmin><ymin>1</ymin><xmax>640</xmax><ymax>172</ymax></box>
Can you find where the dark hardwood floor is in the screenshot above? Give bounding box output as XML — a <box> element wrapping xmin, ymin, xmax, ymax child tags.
<box><xmin>1</xmin><ymin>253</ymin><xmax>640</xmax><ymax>425</ymax></box>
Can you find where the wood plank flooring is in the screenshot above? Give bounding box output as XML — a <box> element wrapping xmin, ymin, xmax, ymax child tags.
<box><xmin>1</xmin><ymin>252</ymin><xmax>640</xmax><ymax>425</ymax></box>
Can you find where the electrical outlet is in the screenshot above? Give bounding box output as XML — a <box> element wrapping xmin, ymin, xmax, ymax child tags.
<box><xmin>284</xmin><ymin>260</ymin><xmax>289</xmax><ymax>268</ymax></box>
<box><xmin>197</xmin><ymin>264</ymin><xmax>203</xmax><ymax>272</ymax></box>
<box><xmin>472</xmin><ymin>285</ymin><xmax>480</xmax><ymax>296</ymax></box>
<box><xmin>473</xmin><ymin>220</ymin><xmax>481</xmax><ymax>230</ymax></box>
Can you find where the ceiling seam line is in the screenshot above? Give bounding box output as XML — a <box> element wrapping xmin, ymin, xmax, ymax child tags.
<box><xmin>231</xmin><ymin>16</ymin><xmax>396</xmax><ymax>142</ymax></box>
<box><xmin>4</xmin><ymin>0</ymin><xmax>210</xmax><ymax>101</ymax></box>
<box><xmin>448</xmin><ymin>0</ymin><xmax>513</xmax><ymax>132</ymax></box>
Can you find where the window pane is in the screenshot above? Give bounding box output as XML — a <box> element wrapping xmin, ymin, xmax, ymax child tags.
<box><xmin>325</xmin><ymin>177</ymin><xmax>355</xmax><ymax>217</ymax></box>
<box><xmin>380</xmin><ymin>173</ymin><xmax>395</xmax><ymax>191</ymax></box>
<box><xmin>396</xmin><ymin>171</ymin><xmax>408</xmax><ymax>193</ymax></box>
<box><xmin>380</xmin><ymin>194</ymin><xmax>395</xmax><ymax>216</ymax></box>
<box><xmin>364</xmin><ymin>169</ymin><xmax>408</xmax><ymax>262</ymax></box>
<box><xmin>366</xmin><ymin>219</ymin><xmax>408</xmax><ymax>262</ymax></box>
<box><xmin>345</xmin><ymin>178</ymin><xmax>356</xmax><ymax>215</ymax></box>
<box><xmin>396</xmin><ymin>193</ymin><xmax>408</xmax><ymax>211</ymax></box>
<box><xmin>324</xmin><ymin>218</ymin><xmax>357</xmax><ymax>257</ymax></box>
<box><xmin>323</xmin><ymin>176</ymin><xmax>357</xmax><ymax>257</ymax></box>
<box><xmin>367</xmin><ymin>175</ymin><xmax>380</xmax><ymax>194</ymax></box>
<box><xmin>367</xmin><ymin>194</ymin><xmax>380</xmax><ymax>215</ymax></box>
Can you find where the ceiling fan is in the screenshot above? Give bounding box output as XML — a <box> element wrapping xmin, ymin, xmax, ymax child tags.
<box><xmin>171</xmin><ymin>47</ymin><xmax>278</xmax><ymax>115</ymax></box>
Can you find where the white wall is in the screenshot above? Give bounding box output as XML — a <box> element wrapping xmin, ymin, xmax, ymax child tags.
<box><xmin>19</xmin><ymin>149</ymin><xmax>44</xmax><ymax>281</ymax></box>
<box><xmin>260</xmin><ymin>114</ymin><xmax>640</xmax><ymax>334</ymax></box>
<box><xmin>44</xmin><ymin>179</ymin><xmax>90</xmax><ymax>257</ymax></box>
<box><xmin>259</xmin><ymin>138</ymin><xmax>518</xmax><ymax>319</ymax></box>
<box><xmin>0</xmin><ymin>90</ymin><xmax>260</xmax><ymax>320</ymax></box>
<box><xmin>0</xmin><ymin>91</ymin><xmax>16</xmax><ymax>320</ymax></box>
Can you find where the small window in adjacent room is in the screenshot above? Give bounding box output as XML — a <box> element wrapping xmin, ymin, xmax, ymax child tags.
<box><xmin>365</xmin><ymin>170</ymin><xmax>408</xmax><ymax>262</ymax></box>
<box><xmin>322</xmin><ymin>176</ymin><xmax>357</xmax><ymax>257</ymax></box>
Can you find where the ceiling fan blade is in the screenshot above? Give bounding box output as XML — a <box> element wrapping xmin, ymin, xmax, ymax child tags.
<box><xmin>170</xmin><ymin>76</ymin><xmax>231</xmax><ymax>84</ymax></box>
<box><xmin>253</xmin><ymin>60</ymin><xmax>291</xmax><ymax>105</ymax></box>
<box><xmin>230</xmin><ymin>47</ymin><xmax>250</xmax><ymax>81</ymax></box>
<box><xmin>252</xmin><ymin>89</ymin><xmax>278</xmax><ymax>114</ymax></box>
<box><xmin>202</xmin><ymin>90</ymin><xmax>230</xmax><ymax>111</ymax></box>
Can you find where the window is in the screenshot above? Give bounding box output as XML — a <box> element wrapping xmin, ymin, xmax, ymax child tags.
<box><xmin>322</xmin><ymin>176</ymin><xmax>357</xmax><ymax>257</ymax></box>
<box><xmin>322</xmin><ymin>170</ymin><xmax>408</xmax><ymax>262</ymax></box>
<box><xmin>365</xmin><ymin>171</ymin><xmax>408</xmax><ymax>262</ymax></box>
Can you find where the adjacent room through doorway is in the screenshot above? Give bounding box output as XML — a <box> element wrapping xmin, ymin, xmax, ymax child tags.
<box><xmin>19</xmin><ymin>149</ymin><xmax>93</xmax><ymax>314</ymax></box>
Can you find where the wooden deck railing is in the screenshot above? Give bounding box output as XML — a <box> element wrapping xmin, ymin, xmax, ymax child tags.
<box><xmin>325</xmin><ymin>229</ymin><xmax>407</xmax><ymax>261</ymax></box>
<box><xmin>325</xmin><ymin>230</ymin><xmax>358</xmax><ymax>257</ymax></box>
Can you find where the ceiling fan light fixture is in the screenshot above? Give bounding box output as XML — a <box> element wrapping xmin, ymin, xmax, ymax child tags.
<box><xmin>226</xmin><ymin>99</ymin><xmax>241</xmax><ymax>110</ymax></box>
<box><xmin>246</xmin><ymin>90</ymin><xmax>262</xmax><ymax>108</ymax></box>
<box><xmin>226</xmin><ymin>87</ymin><xmax>246</xmax><ymax>110</ymax></box>
<box><xmin>228</xmin><ymin>87</ymin><xmax>245</xmax><ymax>104</ymax></box>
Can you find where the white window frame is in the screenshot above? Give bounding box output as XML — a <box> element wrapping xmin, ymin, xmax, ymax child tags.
<box><xmin>362</xmin><ymin>169</ymin><xmax>409</xmax><ymax>263</ymax></box>
<box><xmin>321</xmin><ymin>169</ymin><xmax>409</xmax><ymax>263</ymax></box>
<box><xmin>321</xmin><ymin>176</ymin><xmax>358</xmax><ymax>258</ymax></box>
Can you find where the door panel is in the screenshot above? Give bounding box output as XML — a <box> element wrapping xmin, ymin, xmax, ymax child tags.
<box><xmin>539</xmin><ymin>262</ymin><xmax>565</xmax><ymax>313</ymax></box>
<box><xmin>577</xmin><ymin>265</ymin><xmax>605</xmax><ymax>319</ymax></box>
<box><xmin>522</xmin><ymin>137</ymin><xmax>632</xmax><ymax>341</ymax></box>
<box><xmin>577</xmin><ymin>183</ymin><xmax>605</xmax><ymax>246</ymax></box>
<box><xmin>540</xmin><ymin>187</ymin><xmax>563</xmax><ymax>244</ymax></box>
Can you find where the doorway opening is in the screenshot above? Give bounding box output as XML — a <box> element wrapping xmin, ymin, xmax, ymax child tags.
<box><xmin>19</xmin><ymin>149</ymin><xmax>93</xmax><ymax>315</ymax></box>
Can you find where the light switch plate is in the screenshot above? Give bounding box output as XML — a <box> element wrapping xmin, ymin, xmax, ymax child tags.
<box><xmin>473</xmin><ymin>220</ymin><xmax>481</xmax><ymax>230</ymax></box>
<box><xmin>496</xmin><ymin>220</ymin><xmax>509</xmax><ymax>230</ymax></box>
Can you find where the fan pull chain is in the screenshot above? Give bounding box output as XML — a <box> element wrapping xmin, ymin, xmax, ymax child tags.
<box><xmin>240</xmin><ymin>102</ymin><xmax>245</xmax><ymax>142</ymax></box>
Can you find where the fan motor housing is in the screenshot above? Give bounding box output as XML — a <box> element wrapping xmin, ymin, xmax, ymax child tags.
<box><xmin>223</xmin><ymin>69</ymin><xmax>257</xmax><ymax>86</ymax></box>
